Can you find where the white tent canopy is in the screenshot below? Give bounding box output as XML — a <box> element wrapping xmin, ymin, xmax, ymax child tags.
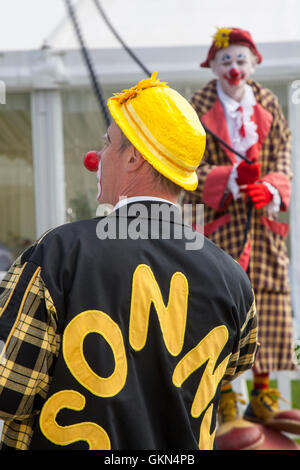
<box><xmin>47</xmin><ymin>0</ymin><xmax>300</xmax><ymax>50</ymax></box>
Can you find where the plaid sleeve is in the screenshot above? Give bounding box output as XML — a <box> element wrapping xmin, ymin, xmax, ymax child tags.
<box><xmin>0</xmin><ymin>256</ymin><xmax>61</xmax><ymax>449</ymax></box>
<box><xmin>222</xmin><ymin>295</ymin><xmax>259</xmax><ymax>383</ymax></box>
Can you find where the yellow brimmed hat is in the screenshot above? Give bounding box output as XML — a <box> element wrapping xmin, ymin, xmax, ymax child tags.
<box><xmin>107</xmin><ymin>72</ymin><xmax>206</xmax><ymax>191</ymax></box>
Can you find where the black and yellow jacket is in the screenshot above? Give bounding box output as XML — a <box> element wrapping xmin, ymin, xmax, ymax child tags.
<box><xmin>0</xmin><ymin>202</ymin><xmax>257</xmax><ymax>450</ymax></box>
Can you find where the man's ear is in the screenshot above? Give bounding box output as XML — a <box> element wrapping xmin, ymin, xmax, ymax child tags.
<box><xmin>126</xmin><ymin>146</ymin><xmax>145</xmax><ymax>171</ymax></box>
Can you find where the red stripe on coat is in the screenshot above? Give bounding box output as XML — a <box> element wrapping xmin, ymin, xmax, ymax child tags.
<box><xmin>193</xmin><ymin>213</ymin><xmax>231</xmax><ymax>236</ymax></box>
<box><xmin>201</xmin><ymin>99</ymin><xmax>236</xmax><ymax>164</ymax></box>
<box><xmin>260</xmin><ymin>215</ymin><xmax>289</xmax><ymax>237</ymax></box>
<box><xmin>203</xmin><ymin>166</ymin><xmax>232</xmax><ymax>211</ymax></box>
<box><xmin>238</xmin><ymin>239</ymin><xmax>252</xmax><ymax>272</ymax></box>
<box><xmin>246</xmin><ymin>103</ymin><xmax>273</xmax><ymax>162</ymax></box>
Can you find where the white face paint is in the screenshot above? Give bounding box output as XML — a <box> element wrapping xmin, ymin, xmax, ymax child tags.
<box><xmin>97</xmin><ymin>158</ymin><xmax>102</xmax><ymax>201</ymax></box>
<box><xmin>210</xmin><ymin>44</ymin><xmax>257</xmax><ymax>99</ymax></box>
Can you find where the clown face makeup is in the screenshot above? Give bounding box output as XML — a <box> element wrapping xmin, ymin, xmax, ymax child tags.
<box><xmin>97</xmin><ymin>158</ymin><xmax>102</xmax><ymax>201</ymax></box>
<box><xmin>210</xmin><ymin>45</ymin><xmax>257</xmax><ymax>101</ymax></box>
<box><xmin>96</xmin><ymin>123</ymin><xmax>131</xmax><ymax>206</ymax></box>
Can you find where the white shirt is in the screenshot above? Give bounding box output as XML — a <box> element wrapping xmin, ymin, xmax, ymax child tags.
<box><xmin>114</xmin><ymin>196</ymin><xmax>177</xmax><ymax>211</ymax></box>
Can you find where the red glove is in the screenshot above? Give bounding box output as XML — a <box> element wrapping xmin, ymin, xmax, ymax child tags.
<box><xmin>241</xmin><ymin>183</ymin><xmax>273</xmax><ymax>208</ymax></box>
<box><xmin>236</xmin><ymin>161</ymin><xmax>261</xmax><ymax>185</ymax></box>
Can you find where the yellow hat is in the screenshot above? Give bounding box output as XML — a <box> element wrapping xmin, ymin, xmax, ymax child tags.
<box><xmin>107</xmin><ymin>72</ymin><xmax>206</xmax><ymax>191</ymax></box>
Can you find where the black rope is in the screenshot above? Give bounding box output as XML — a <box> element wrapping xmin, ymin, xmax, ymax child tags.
<box><xmin>201</xmin><ymin>124</ymin><xmax>252</xmax><ymax>164</ymax></box>
<box><xmin>64</xmin><ymin>0</ymin><xmax>111</xmax><ymax>126</ymax></box>
<box><xmin>93</xmin><ymin>0</ymin><xmax>151</xmax><ymax>77</ymax></box>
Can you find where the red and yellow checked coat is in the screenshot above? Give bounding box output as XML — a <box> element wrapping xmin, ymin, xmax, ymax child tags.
<box><xmin>182</xmin><ymin>79</ymin><xmax>296</xmax><ymax>372</ymax></box>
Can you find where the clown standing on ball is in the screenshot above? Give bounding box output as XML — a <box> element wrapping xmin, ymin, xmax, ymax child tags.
<box><xmin>182</xmin><ymin>27</ymin><xmax>300</xmax><ymax>450</ymax></box>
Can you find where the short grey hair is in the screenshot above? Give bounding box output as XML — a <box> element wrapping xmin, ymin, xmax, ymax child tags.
<box><xmin>119</xmin><ymin>129</ymin><xmax>182</xmax><ymax>196</ymax></box>
<box><xmin>119</xmin><ymin>130</ymin><xmax>132</xmax><ymax>152</ymax></box>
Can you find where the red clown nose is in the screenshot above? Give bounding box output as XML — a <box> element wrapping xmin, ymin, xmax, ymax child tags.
<box><xmin>83</xmin><ymin>151</ymin><xmax>99</xmax><ymax>172</ymax></box>
<box><xmin>230</xmin><ymin>68</ymin><xmax>240</xmax><ymax>78</ymax></box>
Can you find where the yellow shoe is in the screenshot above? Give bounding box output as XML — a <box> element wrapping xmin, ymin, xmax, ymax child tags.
<box><xmin>244</xmin><ymin>388</ymin><xmax>300</xmax><ymax>434</ymax></box>
<box><xmin>218</xmin><ymin>391</ymin><xmax>246</xmax><ymax>423</ymax></box>
<box><xmin>216</xmin><ymin>391</ymin><xmax>264</xmax><ymax>450</ymax></box>
<box><xmin>244</xmin><ymin>388</ymin><xmax>281</xmax><ymax>423</ymax></box>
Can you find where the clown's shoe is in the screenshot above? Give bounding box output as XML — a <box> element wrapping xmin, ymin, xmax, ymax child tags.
<box><xmin>215</xmin><ymin>390</ymin><xmax>264</xmax><ymax>450</ymax></box>
<box><xmin>244</xmin><ymin>388</ymin><xmax>300</xmax><ymax>435</ymax></box>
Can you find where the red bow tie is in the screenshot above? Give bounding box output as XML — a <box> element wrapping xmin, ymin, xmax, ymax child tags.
<box><xmin>238</xmin><ymin>106</ymin><xmax>246</xmax><ymax>138</ymax></box>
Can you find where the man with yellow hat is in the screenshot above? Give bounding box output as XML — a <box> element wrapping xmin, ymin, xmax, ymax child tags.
<box><xmin>182</xmin><ymin>27</ymin><xmax>299</xmax><ymax>450</ymax></box>
<box><xmin>0</xmin><ymin>73</ymin><xmax>258</xmax><ymax>450</ymax></box>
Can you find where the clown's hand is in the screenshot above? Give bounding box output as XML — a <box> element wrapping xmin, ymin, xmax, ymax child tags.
<box><xmin>241</xmin><ymin>183</ymin><xmax>273</xmax><ymax>209</ymax></box>
<box><xmin>227</xmin><ymin>161</ymin><xmax>261</xmax><ymax>201</ymax></box>
<box><xmin>236</xmin><ymin>161</ymin><xmax>261</xmax><ymax>186</ymax></box>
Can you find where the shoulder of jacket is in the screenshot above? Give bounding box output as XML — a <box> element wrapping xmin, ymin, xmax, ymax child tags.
<box><xmin>39</xmin><ymin>218</ymin><xmax>100</xmax><ymax>242</ymax></box>
<box><xmin>249</xmin><ymin>79</ymin><xmax>280</xmax><ymax>110</ymax></box>
<box><xmin>204</xmin><ymin>237</ymin><xmax>252</xmax><ymax>290</ymax></box>
<box><xmin>22</xmin><ymin>219</ymin><xmax>99</xmax><ymax>263</ymax></box>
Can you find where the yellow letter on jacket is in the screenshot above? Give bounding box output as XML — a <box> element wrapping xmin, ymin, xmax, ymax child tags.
<box><xmin>129</xmin><ymin>264</ymin><xmax>189</xmax><ymax>356</ymax></box>
<box><xmin>63</xmin><ymin>310</ymin><xmax>127</xmax><ymax>397</ymax></box>
<box><xmin>172</xmin><ymin>325</ymin><xmax>231</xmax><ymax>449</ymax></box>
<box><xmin>40</xmin><ymin>390</ymin><xmax>111</xmax><ymax>449</ymax></box>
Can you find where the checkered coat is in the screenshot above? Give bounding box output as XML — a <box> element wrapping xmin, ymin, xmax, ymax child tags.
<box><xmin>182</xmin><ymin>79</ymin><xmax>296</xmax><ymax>372</ymax></box>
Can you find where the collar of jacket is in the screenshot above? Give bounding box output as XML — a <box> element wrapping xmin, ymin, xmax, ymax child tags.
<box><xmin>108</xmin><ymin>200</ymin><xmax>192</xmax><ymax>229</ymax></box>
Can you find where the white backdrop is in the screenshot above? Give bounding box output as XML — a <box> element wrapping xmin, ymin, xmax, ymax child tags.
<box><xmin>1</xmin><ymin>0</ymin><xmax>300</xmax><ymax>52</ymax></box>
